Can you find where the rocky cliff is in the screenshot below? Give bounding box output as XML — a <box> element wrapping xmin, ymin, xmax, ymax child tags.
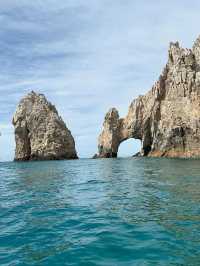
<box><xmin>13</xmin><ymin>91</ymin><xmax>78</xmax><ymax>161</ymax></box>
<box><xmin>96</xmin><ymin>37</ymin><xmax>200</xmax><ymax>158</ymax></box>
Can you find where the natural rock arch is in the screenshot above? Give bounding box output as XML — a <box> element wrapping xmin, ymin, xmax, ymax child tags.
<box><xmin>95</xmin><ymin>37</ymin><xmax>200</xmax><ymax>158</ymax></box>
<box><xmin>117</xmin><ymin>138</ymin><xmax>141</xmax><ymax>157</ymax></box>
<box><xmin>96</xmin><ymin>107</ymin><xmax>152</xmax><ymax>158</ymax></box>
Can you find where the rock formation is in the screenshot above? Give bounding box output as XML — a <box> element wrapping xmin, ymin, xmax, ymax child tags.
<box><xmin>13</xmin><ymin>91</ymin><xmax>78</xmax><ymax>161</ymax></box>
<box><xmin>96</xmin><ymin>36</ymin><xmax>200</xmax><ymax>158</ymax></box>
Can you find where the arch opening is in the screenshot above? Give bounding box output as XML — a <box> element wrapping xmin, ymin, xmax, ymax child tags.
<box><xmin>118</xmin><ymin>138</ymin><xmax>141</xmax><ymax>158</ymax></box>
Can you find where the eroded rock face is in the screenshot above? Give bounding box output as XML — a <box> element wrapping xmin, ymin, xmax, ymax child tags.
<box><xmin>13</xmin><ymin>91</ymin><xmax>78</xmax><ymax>161</ymax></box>
<box><xmin>96</xmin><ymin>37</ymin><xmax>200</xmax><ymax>158</ymax></box>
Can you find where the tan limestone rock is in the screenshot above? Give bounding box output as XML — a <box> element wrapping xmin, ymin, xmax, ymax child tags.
<box><xmin>13</xmin><ymin>91</ymin><xmax>78</xmax><ymax>161</ymax></box>
<box><xmin>96</xmin><ymin>36</ymin><xmax>200</xmax><ymax>158</ymax></box>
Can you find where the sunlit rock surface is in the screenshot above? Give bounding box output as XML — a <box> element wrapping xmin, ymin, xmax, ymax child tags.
<box><xmin>96</xmin><ymin>37</ymin><xmax>200</xmax><ymax>158</ymax></box>
<box><xmin>13</xmin><ymin>91</ymin><xmax>78</xmax><ymax>161</ymax></box>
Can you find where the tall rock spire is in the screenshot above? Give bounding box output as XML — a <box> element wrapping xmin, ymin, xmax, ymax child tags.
<box><xmin>12</xmin><ymin>91</ymin><xmax>78</xmax><ymax>161</ymax></box>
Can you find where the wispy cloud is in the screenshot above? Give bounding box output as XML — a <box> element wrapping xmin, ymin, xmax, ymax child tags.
<box><xmin>1</xmin><ymin>0</ymin><xmax>200</xmax><ymax>160</ymax></box>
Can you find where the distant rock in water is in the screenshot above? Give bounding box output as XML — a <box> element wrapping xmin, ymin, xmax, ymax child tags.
<box><xmin>13</xmin><ymin>91</ymin><xmax>78</xmax><ymax>161</ymax></box>
<box><xmin>95</xmin><ymin>36</ymin><xmax>200</xmax><ymax>158</ymax></box>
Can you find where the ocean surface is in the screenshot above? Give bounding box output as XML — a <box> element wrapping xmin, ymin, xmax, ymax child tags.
<box><xmin>0</xmin><ymin>158</ymin><xmax>200</xmax><ymax>266</ymax></box>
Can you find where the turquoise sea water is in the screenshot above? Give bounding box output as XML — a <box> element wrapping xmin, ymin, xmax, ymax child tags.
<box><xmin>0</xmin><ymin>158</ymin><xmax>200</xmax><ymax>266</ymax></box>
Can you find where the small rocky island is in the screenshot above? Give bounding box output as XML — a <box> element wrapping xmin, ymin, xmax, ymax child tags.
<box><xmin>13</xmin><ymin>91</ymin><xmax>78</xmax><ymax>161</ymax></box>
<box><xmin>95</xmin><ymin>37</ymin><xmax>200</xmax><ymax>158</ymax></box>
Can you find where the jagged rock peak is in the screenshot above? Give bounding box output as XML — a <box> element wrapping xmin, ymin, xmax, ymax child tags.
<box><xmin>192</xmin><ymin>35</ymin><xmax>200</xmax><ymax>63</ymax></box>
<box><xmin>95</xmin><ymin>36</ymin><xmax>200</xmax><ymax>158</ymax></box>
<box><xmin>97</xmin><ymin>108</ymin><xmax>121</xmax><ymax>158</ymax></box>
<box><xmin>12</xmin><ymin>91</ymin><xmax>78</xmax><ymax>161</ymax></box>
<box><xmin>192</xmin><ymin>35</ymin><xmax>200</xmax><ymax>50</ymax></box>
<box><xmin>104</xmin><ymin>108</ymin><xmax>119</xmax><ymax>127</ymax></box>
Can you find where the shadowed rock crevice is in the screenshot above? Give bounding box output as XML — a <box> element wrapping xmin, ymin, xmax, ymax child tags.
<box><xmin>95</xmin><ymin>36</ymin><xmax>200</xmax><ymax>158</ymax></box>
<box><xmin>13</xmin><ymin>91</ymin><xmax>78</xmax><ymax>161</ymax></box>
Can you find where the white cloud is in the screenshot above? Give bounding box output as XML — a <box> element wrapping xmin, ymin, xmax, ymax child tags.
<box><xmin>0</xmin><ymin>0</ymin><xmax>200</xmax><ymax>161</ymax></box>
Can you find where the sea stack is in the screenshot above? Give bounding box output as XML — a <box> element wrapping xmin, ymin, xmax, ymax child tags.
<box><xmin>13</xmin><ymin>91</ymin><xmax>78</xmax><ymax>161</ymax></box>
<box><xmin>95</xmin><ymin>36</ymin><xmax>200</xmax><ymax>158</ymax></box>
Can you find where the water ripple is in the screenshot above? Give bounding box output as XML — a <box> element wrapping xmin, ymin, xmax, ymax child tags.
<box><xmin>0</xmin><ymin>158</ymin><xmax>200</xmax><ymax>265</ymax></box>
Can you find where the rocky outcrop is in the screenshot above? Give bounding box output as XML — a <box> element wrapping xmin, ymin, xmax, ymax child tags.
<box><xmin>13</xmin><ymin>91</ymin><xmax>78</xmax><ymax>161</ymax></box>
<box><xmin>96</xmin><ymin>36</ymin><xmax>200</xmax><ymax>158</ymax></box>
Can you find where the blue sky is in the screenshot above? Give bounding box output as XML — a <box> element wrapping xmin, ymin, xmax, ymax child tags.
<box><xmin>0</xmin><ymin>0</ymin><xmax>200</xmax><ymax>161</ymax></box>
